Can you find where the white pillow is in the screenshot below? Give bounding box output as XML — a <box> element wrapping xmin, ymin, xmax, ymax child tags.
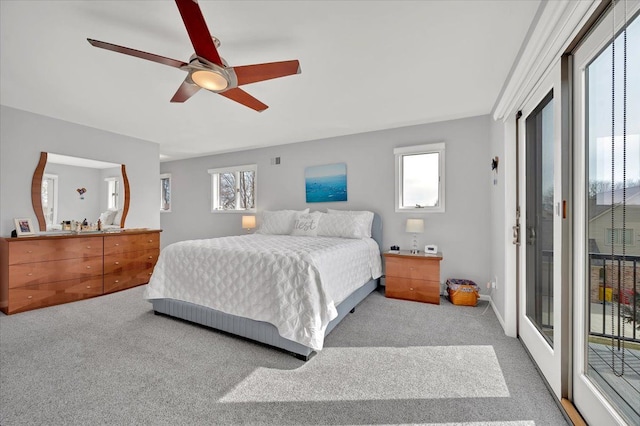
<box><xmin>99</xmin><ymin>210</ymin><xmax>117</xmax><ymax>226</ymax></box>
<box><xmin>256</xmin><ymin>209</ymin><xmax>309</xmax><ymax>235</ymax></box>
<box><xmin>316</xmin><ymin>213</ymin><xmax>362</xmax><ymax>239</ymax></box>
<box><xmin>291</xmin><ymin>212</ymin><xmax>321</xmax><ymax>237</ymax></box>
<box><xmin>326</xmin><ymin>209</ymin><xmax>374</xmax><ymax>238</ymax></box>
<box><xmin>112</xmin><ymin>209</ymin><xmax>123</xmax><ymax>227</ymax></box>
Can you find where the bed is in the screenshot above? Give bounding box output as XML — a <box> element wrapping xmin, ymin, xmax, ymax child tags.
<box><xmin>144</xmin><ymin>210</ymin><xmax>382</xmax><ymax>360</ymax></box>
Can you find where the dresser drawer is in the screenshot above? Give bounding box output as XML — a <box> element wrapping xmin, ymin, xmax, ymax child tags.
<box><xmin>104</xmin><ymin>268</ymin><xmax>154</xmax><ymax>294</ymax></box>
<box><xmin>8</xmin><ymin>237</ymin><xmax>103</xmax><ymax>265</ymax></box>
<box><xmin>7</xmin><ymin>276</ymin><xmax>103</xmax><ymax>314</ymax></box>
<box><xmin>103</xmin><ymin>233</ymin><xmax>160</xmax><ymax>255</ymax></box>
<box><xmin>385</xmin><ymin>256</ymin><xmax>439</xmax><ymax>281</ymax></box>
<box><xmin>103</xmin><ymin>249</ymin><xmax>159</xmax><ymax>274</ymax></box>
<box><xmin>385</xmin><ymin>277</ymin><xmax>440</xmax><ymax>304</ymax></box>
<box><xmin>9</xmin><ymin>257</ymin><xmax>103</xmax><ymax>288</ymax></box>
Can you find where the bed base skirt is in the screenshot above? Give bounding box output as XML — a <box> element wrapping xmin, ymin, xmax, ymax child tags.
<box><xmin>150</xmin><ymin>278</ymin><xmax>379</xmax><ymax>361</ymax></box>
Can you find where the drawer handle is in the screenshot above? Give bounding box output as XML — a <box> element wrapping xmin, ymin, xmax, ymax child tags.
<box><xmin>87</xmin><ymin>246</ymin><xmax>91</xmax><ymax>249</ymax></box>
<box><xmin>86</xmin><ymin>266</ymin><xmax>91</xmax><ymax>269</ymax></box>
<box><xmin>148</xmin><ymin>256</ymin><xmax>153</xmax><ymax>259</ymax></box>
<box><xmin>114</xmin><ymin>280</ymin><xmax>119</xmax><ymax>283</ymax></box>
<box><xmin>115</xmin><ymin>261</ymin><xmax>120</xmax><ymax>265</ymax></box>
<box><xmin>27</xmin><ymin>295</ymin><xmax>33</xmax><ymax>299</ymax></box>
<box><xmin>148</xmin><ymin>272</ymin><xmax>152</xmax><ymax>276</ymax></box>
<box><xmin>115</xmin><ymin>243</ymin><xmax>119</xmax><ymax>246</ymax></box>
<box><xmin>27</xmin><ymin>272</ymin><xmax>33</xmax><ymax>276</ymax></box>
<box><xmin>86</xmin><ymin>285</ymin><xmax>91</xmax><ymax>289</ymax></box>
<box><xmin>27</xmin><ymin>250</ymin><xmax>33</xmax><ymax>254</ymax></box>
<box><xmin>148</xmin><ymin>239</ymin><xmax>153</xmax><ymax>243</ymax></box>
<box><xmin>410</xmin><ymin>287</ymin><xmax>414</xmax><ymax>291</ymax></box>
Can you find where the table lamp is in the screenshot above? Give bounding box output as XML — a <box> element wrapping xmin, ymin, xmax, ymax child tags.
<box><xmin>242</xmin><ymin>215</ymin><xmax>256</xmax><ymax>233</ymax></box>
<box><xmin>405</xmin><ymin>218</ymin><xmax>424</xmax><ymax>254</ymax></box>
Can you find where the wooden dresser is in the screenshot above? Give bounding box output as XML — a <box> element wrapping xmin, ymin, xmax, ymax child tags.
<box><xmin>0</xmin><ymin>229</ymin><xmax>161</xmax><ymax>315</ymax></box>
<box><xmin>383</xmin><ymin>251</ymin><xmax>443</xmax><ymax>305</ymax></box>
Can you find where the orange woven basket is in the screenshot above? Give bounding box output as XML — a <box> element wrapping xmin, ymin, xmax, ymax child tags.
<box><xmin>446</xmin><ymin>279</ymin><xmax>479</xmax><ymax>306</ymax></box>
<box><xmin>448</xmin><ymin>285</ymin><xmax>479</xmax><ymax>306</ymax></box>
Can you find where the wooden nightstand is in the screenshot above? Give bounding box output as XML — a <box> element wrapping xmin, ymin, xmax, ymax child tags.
<box><xmin>383</xmin><ymin>251</ymin><xmax>443</xmax><ymax>305</ymax></box>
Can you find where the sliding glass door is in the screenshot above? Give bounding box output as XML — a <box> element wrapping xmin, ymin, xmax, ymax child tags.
<box><xmin>517</xmin><ymin>62</ymin><xmax>566</xmax><ymax>399</ymax></box>
<box><xmin>573</xmin><ymin>2</ymin><xmax>640</xmax><ymax>424</ymax></box>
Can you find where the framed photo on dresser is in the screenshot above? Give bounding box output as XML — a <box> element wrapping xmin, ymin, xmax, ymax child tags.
<box><xmin>14</xmin><ymin>218</ymin><xmax>35</xmax><ymax>237</ymax></box>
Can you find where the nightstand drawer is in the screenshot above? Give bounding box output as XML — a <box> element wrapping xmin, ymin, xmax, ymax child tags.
<box><xmin>385</xmin><ymin>256</ymin><xmax>439</xmax><ymax>280</ymax></box>
<box><xmin>385</xmin><ymin>277</ymin><xmax>440</xmax><ymax>304</ymax></box>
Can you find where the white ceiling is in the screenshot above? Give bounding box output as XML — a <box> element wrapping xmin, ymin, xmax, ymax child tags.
<box><xmin>0</xmin><ymin>1</ymin><xmax>540</xmax><ymax>161</ymax></box>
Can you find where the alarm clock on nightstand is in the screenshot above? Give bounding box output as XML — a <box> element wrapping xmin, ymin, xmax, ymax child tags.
<box><xmin>424</xmin><ymin>244</ymin><xmax>438</xmax><ymax>254</ymax></box>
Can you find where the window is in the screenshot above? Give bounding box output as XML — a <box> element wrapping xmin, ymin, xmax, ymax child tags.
<box><xmin>605</xmin><ymin>228</ymin><xmax>634</xmax><ymax>245</ymax></box>
<box><xmin>41</xmin><ymin>174</ymin><xmax>58</xmax><ymax>228</ymax></box>
<box><xmin>160</xmin><ymin>173</ymin><xmax>171</xmax><ymax>212</ymax></box>
<box><xmin>208</xmin><ymin>164</ymin><xmax>256</xmax><ymax>212</ymax></box>
<box><xmin>105</xmin><ymin>177</ymin><xmax>119</xmax><ymax>210</ymax></box>
<box><xmin>394</xmin><ymin>143</ymin><xmax>445</xmax><ymax>212</ymax></box>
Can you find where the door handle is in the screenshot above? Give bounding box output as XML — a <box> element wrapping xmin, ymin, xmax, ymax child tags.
<box><xmin>512</xmin><ymin>225</ymin><xmax>520</xmax><ymax>246</ymax></box>
<box><xmin>527</xmin><ymin>226</ymin><xmax>536</xmax><ymax>245</ymax></box>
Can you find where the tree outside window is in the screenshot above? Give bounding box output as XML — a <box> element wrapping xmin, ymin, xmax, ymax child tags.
<box><xmin>209</xmin><ymin>165</ymin><xmax>256</xmax><ymax>212</ymax></box>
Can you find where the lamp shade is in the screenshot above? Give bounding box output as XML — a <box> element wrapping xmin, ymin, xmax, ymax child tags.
<box><xmin>242</xmin><ymin>215</ymin><xmax>256</xmax><ymax>229</ymax></box>
<box><xmin>405</xmin><ymin>218</ymin><xmax>424</xmax><ymax>233</ymax></box>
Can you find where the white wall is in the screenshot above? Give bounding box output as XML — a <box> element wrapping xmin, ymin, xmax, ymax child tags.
<box><xmin>161</xmin><ymin>115</ymin><xmax>493</xmax><ymax>291</ymax></box>
<box><xmin>489</xmin><ymin>116</ymin><xmax>510</xmax><ymax>333</ymax></box>
<box><xmin>44</xmin><ymin>163</ymin><xmax>103</xmax><ymax>224</ymax></box>
<box><xmin>0</xmin><ymin>106</ymin><xmax>160</xmax><ymax>236</ymax></box>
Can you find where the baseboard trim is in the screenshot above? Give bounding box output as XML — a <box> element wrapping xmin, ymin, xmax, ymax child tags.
<box><xmin>560</xmin><ymin>398</ymin><xmax>587</xmax><ymax>426</ymax></box>
<box><xmin>479</xmin><ymin>294</ymin><xmax>507</xmax><ymax>332</ymax></box>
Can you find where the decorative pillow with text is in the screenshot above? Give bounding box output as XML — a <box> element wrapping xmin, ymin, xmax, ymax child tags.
<box><xmin>291</xmin><ymin>212</ymin><xmax>321</xmax><ymax>236</ymax></box>
<box><xmin>256</xmin><ymin>209</ymin><xmax>310</xmax><ymax>235</ymax></box>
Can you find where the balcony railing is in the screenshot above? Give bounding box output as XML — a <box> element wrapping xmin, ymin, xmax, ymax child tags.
<box><xmin>588</xmin><ymin>253</ymin><xmax>639</xmax><ymax>343</ymax></box>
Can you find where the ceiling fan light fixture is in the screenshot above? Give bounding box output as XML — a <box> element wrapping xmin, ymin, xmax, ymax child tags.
<box><xmin>191</xmin><ymin>69</ymin><xmax>228</xmax><ymax>91</ymax></box>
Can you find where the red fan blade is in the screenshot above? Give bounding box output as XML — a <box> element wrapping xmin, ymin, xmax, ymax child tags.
<box><xmin>219</xmin><ymin>88</ymin><xmax>268</xmax><ymax>112</ymax></box>
<box><xmin>87</xmin><ymin>39</ymin><xmax>187</xmax><ymax>69</ymax></box>
<box><xmin>233</xmin><ymin>60</ymin><xmax>301</xmax><ymax>86</ymax></box>
<box><xmin>170</xmin><ymin>80</ymin><xmax>201</xmax><ymax>103</ymax></box>
<box><xmin>175</xmin><ymin>0</ymin><xmax>223</xmax><ymax>66</ymax></box>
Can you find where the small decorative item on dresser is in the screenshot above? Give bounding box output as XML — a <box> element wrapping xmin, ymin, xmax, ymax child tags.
<box><xmin>13</xmin><ymin>218</ymin><xmax>35</xmax><ymax>237</ymax></box>
<box><xmin>446</xmin><ymin>279</ymin><xmax>479</xmax><ymax>306</ymax></box>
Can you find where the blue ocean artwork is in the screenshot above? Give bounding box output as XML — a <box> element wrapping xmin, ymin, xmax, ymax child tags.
<box><xmin>305</xmin><ymin>163</ymin><xmax>347</xmax><ymax>203</ymax></box>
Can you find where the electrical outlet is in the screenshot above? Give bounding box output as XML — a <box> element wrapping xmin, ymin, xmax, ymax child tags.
<box><xmin>492</xmin><ymin>276</ymin><xmax>498</xmax><ymax>289</ymax></box>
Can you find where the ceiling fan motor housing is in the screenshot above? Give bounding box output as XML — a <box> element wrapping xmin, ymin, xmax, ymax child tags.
<box><xmin>186</xmin><ymin>56</ymin><xmax>238</xmax><ymax>92</ymax></box>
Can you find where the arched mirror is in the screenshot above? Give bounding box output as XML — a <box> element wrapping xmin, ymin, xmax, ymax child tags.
<box><xmin>31</xmin><ymin>152</ymin><xmax>130</xmax><ymax>232</ymax></box>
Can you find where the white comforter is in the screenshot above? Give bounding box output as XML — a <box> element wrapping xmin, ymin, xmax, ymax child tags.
<box><xmin>144</xmin><ymin>234</ymin><xmax>382</xmax><ymax>350</ymax></box>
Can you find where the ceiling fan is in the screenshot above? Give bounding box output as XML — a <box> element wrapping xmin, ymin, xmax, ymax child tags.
<box><xmin>87</xmin><ymin>0</ymin><xmax>301</xmax><ymax>112</ymax></box>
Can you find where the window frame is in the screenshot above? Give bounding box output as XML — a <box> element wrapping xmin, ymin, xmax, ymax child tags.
<box><xmin>160</xmin><ymin>173</ymin><xmax>171</xmax><ymax>213</ymax></box>
<box><xmin>208</xmin><ymin>164</ymin><xmax>257</xmax><ymax>213</ymax></box>
<box><xmin>394</xmin><ymin>142</ymin><xmax>445</xmax><ymax>213</ymax></box>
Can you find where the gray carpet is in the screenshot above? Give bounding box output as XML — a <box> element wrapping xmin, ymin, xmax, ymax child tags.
<box><xmin>0</xmin><ymin>286</ymin><xmax>568</xmax><ymax>425</ymax></box>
